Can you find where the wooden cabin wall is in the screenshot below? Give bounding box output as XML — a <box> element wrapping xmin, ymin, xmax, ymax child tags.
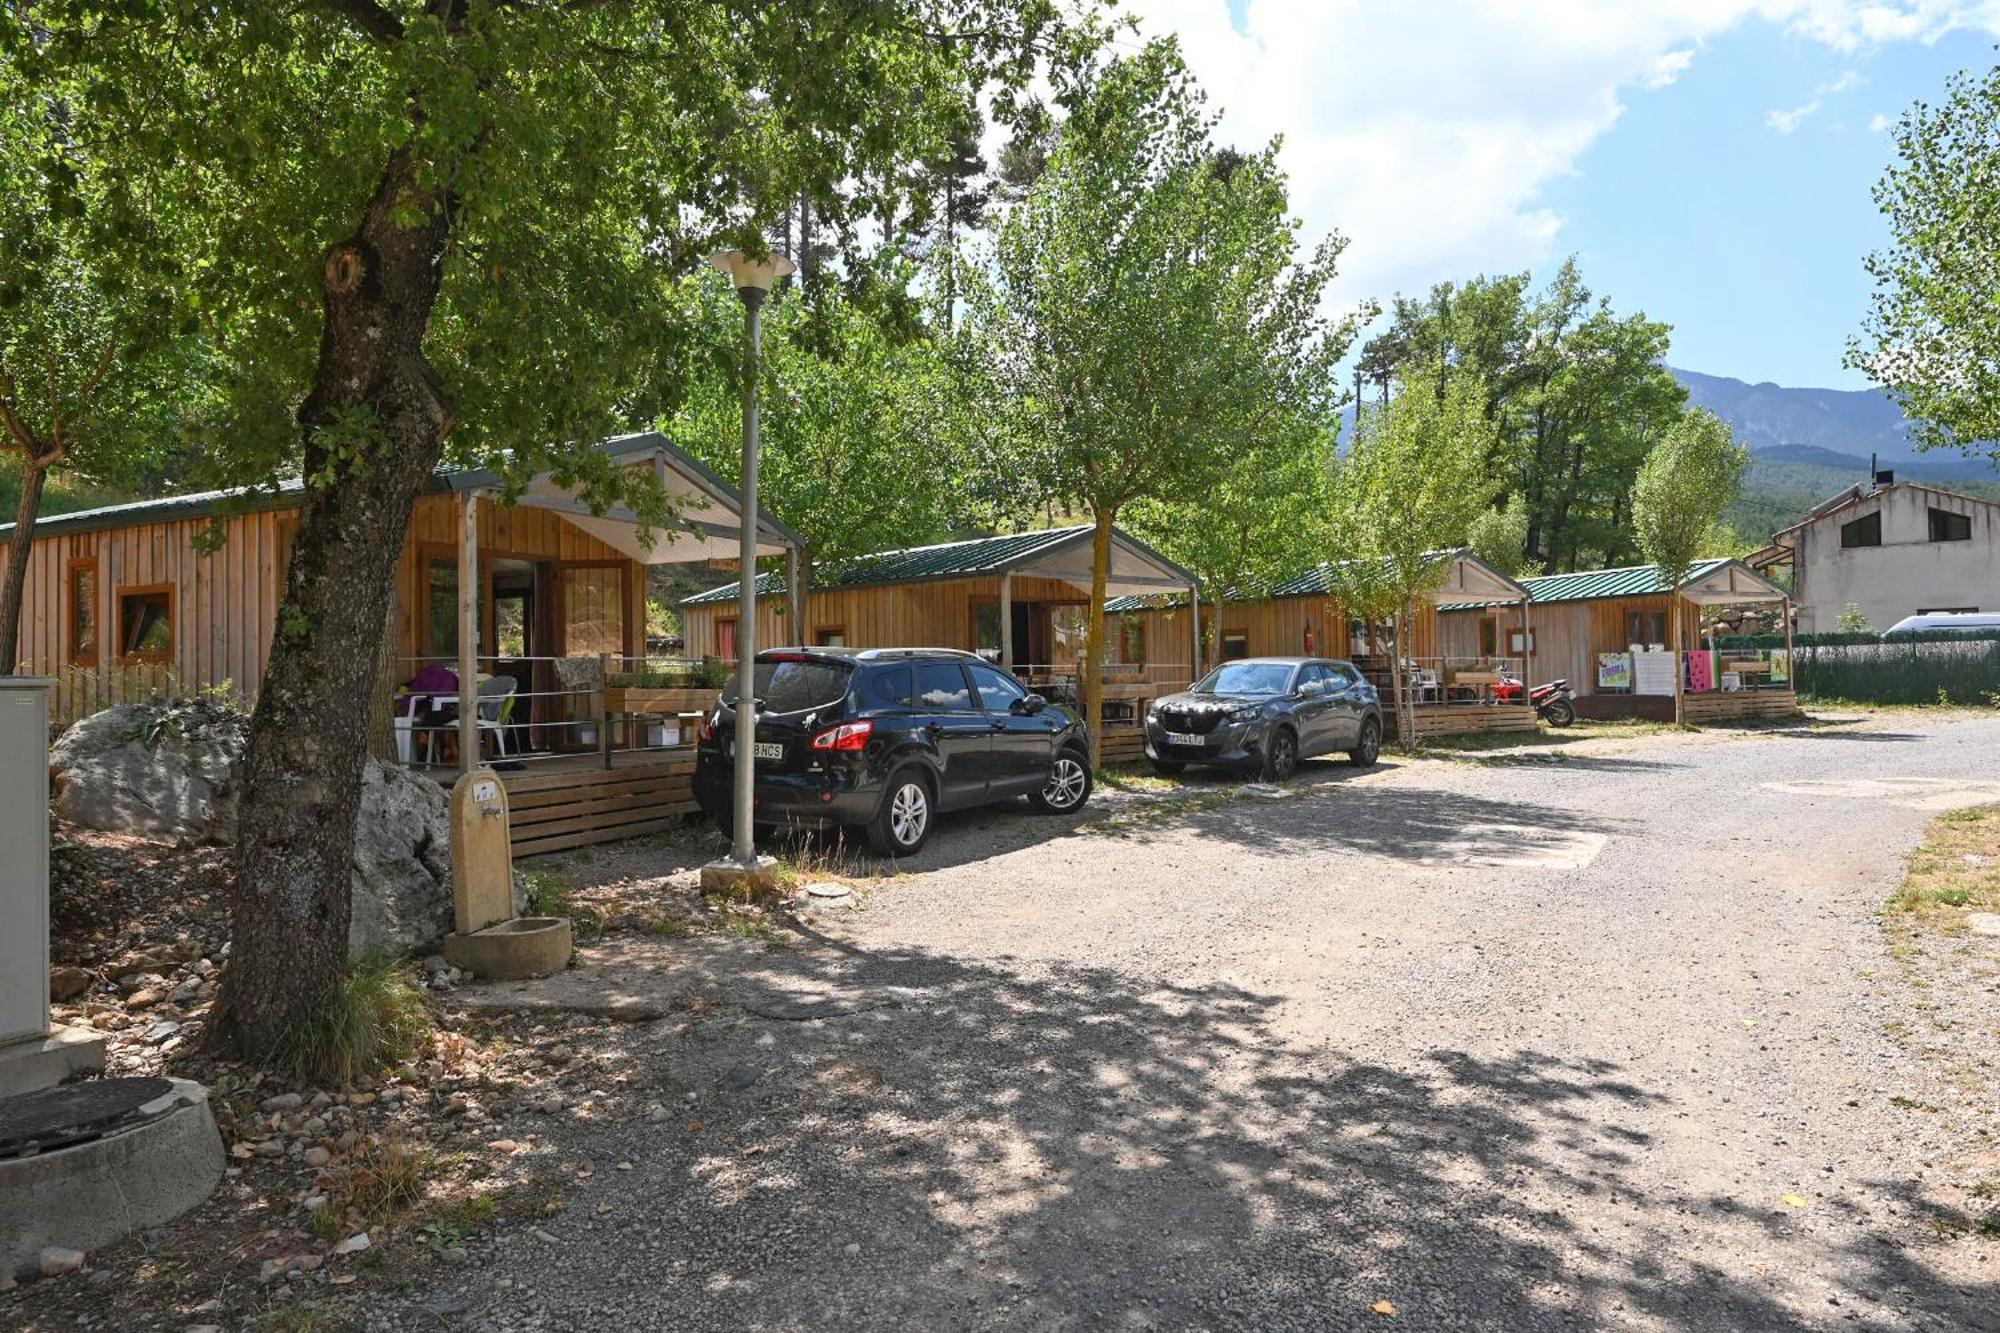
<box><xmin>4</xmin><ymin>492</ymin><xmax>648</xmax><ymax>725</ymax></box>
<box><xmin>1119</xmin><ymin>595</ymin><xmax>1442</xmax><ymax>666</ymax></box>
<box><xmin>1</xmin><ymin>507</ymin><xmax>294</xmax><ymax>723</ymax></box>
<box><xmin>680</xmin><ymin>574</ymin><xmax>1103</xmax><ymax>661</ymax></box>
<box><xmin>397</xmin><ymin>494</ymin><xmax>644</xmax><ymax>667</ymax></box>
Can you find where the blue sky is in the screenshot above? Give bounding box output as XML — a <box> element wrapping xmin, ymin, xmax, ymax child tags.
<box><xmin>1132</xmin><ymin>2</ymin><xmax>2000</xmax><ymax>391</ymax></box>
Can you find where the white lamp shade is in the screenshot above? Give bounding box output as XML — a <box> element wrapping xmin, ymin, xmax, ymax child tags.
<box><xmin>709</xmin><ymin>250</ymin><xmax>798</xmax><ymax>292</ymax></box>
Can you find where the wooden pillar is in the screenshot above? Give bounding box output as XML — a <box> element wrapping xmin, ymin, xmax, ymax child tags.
<box><xmin>1000</xmin><ymin>572</ymin><xmax>1013</xmax><ymax>669</ymax></box>
<box><xmin>457</xmin><ymin>490</ymin><xmax>479</xmax><ymax>775</ymax></box>
<box><xmin>786</xmin><ymin>545</ymin><xmax>805</xmax><ymax>647</ymax></box>
<box><xmin>1189</xmin><ymin>585</ymin><xmax>1202</xmax><ymax>679</ymax></box>
<box><xmin>1783</xmin><ymin>595</ymin><xmax>1796</xmax><ymax>697</ymax></box>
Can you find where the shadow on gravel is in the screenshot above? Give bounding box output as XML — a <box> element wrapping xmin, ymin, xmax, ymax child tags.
<box><xmin>1759</xmin><ymin>728</ymin><xmax>1925</xmax><ymax>743</ymax></box>
<box><xmin>378</xmin><ymin>936</ymin><xmax>1995</xmax><ymax>1332</ymax></box>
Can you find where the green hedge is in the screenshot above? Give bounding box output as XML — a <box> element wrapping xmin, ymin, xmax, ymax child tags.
<box><xmin>1714</xmin><ymin>637</ymin><xmax>2000</xmax><ymax>705</ymax></box>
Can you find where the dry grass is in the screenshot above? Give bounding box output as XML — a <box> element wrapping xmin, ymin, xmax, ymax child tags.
<box><xmin>1888</xmin><ymin>804</ymin><xmax>2000</xmax><ymax>928</ymax></box>
<box><xmin>266</xmin><ymin>956</ymin><xmax>432</xmax><ymax>1086</ymax></box>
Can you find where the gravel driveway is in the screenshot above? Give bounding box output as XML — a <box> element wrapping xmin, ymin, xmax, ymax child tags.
<box><xmin>381</xmin><ymin>713</ymin><xmax>2000</xmax><ymax>1332</ymax></box>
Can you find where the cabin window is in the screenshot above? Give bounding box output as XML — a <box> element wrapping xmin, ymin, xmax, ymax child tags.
<box><xmin>560</xmin><ymin>565</ymin><xmax>625</xmax><ymax>658</ymax></box>
<box><xmin>1928</xmin><ymin>507</ymin><xmax>1972</xmax><ymax>543</ymax></box>
<box><xmin>1840</xmin><ymin>511</ymin><xmax>1881</xmax><ymax>548</ymax></box>
<box><xmin>1049</xmin><ymin>606</ymin><xmax>1089</xmax><ymax>663</ymax></box>
<box><xmin>717</xmin><ymin>618</ymin><xmax>738</xmax><ymax>663</ymax></box>
<box><xmin>117</xmin><ymin>585</ymin><xmax>173</xmax><ymax>662</ymax></box>
<box><xmin>814</xmin><ymin>627</ymin><xmax>847</xmax><ymax>647</ymax></box>
<box><xmin>971</xmin><ymin>602</ymin><xmax>1001</xmax><ymax>657</ymax></box>
<box><xmin>1121</xmin><ymin>618</ymin><xmax>1145</xmax><ymax>663</ymax></box>
<box><xmin>1625</xmin><ymin>610</ymin><xmax>1667</xmax><ymax>647</ymax></box>
<box><xmin>1477</xmin><ymin>617</ymin><xmax>1499</xmax><ymax>658</ymax></box>
<box><xmin>67</xmin><ymin>561</ymin><xmax>98</xmax><ymax>666</ymax></box>
<box><xmin>1221</xmin><ymin>630</ymin><xmax>1249</xmax><ymax>661</ymax></box>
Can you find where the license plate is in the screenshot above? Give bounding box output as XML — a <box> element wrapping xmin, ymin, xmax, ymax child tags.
<box><xmin>1165</xmin><ymin>731</ymin><xmax>1204</xmax><ymax>748</ymax></box>
<box><xmin>753</xmin><ymin>741</ymin><xmax>785</xmax><ymax>760</ymax></box>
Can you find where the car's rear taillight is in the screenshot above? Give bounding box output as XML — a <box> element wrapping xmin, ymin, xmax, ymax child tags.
<box><xmin>811</xmin><ymin>720</ymin><xmax>873</xmax><ymax>752</ymax></box>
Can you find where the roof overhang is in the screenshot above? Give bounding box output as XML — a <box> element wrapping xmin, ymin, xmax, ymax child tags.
<box><xmin>1425</xmin><ymin>551</ymin><xmax>1529</xmax><ymax>605</ymax></box>
<box><xmin>1677</xmin><ymin>559</ymin><xmax>1789</xmax><ymax>605</ymax></box>
<box><xmin>1000</xmin><ymin>528</ymin><xmax>1196</xmax><ymax>597</ymax></box>
<box><xmin>449</xmin><ymin>432</ymin><xmax>800</xmax><ymax>563</ymax></box>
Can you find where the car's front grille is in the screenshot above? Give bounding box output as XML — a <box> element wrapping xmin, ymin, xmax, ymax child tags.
<box><xmin>1158</xmin><ymin>707</ymin><xmax>1224</xmax><ymax>735</ymax></box>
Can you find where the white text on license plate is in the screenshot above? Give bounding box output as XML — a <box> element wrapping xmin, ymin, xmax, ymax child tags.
<box><xmin>753</xmin><ymin>741</ymin><xmax>785</xmax><ymax>760</ymax></box>
<box><xmin>1165</xmin><ymin>732</ymin><xmax>1203</xmax><ymax>748</ymax></box>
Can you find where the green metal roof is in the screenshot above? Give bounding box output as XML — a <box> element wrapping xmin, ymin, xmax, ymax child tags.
<box><xmin>683</xmin><ymin>524</ymin><xmax>1160</xmax><ymax>605</ymax></box>
<box><xmin>1437</xmin><ymin>559</ymin><xmax>1737</xmax><ymax>611</ymax></box>
<box><xmin>0</xmin><ymin>432</ymin><xmax>806</xmax><ymax>548</ymax></box>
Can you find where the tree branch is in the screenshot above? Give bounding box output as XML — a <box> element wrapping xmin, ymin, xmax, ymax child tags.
<box><xmin>321</xmin><ymin>0</ymin><xmax>405</xmax><ymax>44</ymax></box>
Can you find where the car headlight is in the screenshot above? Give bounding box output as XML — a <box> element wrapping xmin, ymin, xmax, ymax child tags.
<box><xmin>1225</xmin><ymin>702</ymin><xmax>1260</xmax><ymax>721</ymax></box>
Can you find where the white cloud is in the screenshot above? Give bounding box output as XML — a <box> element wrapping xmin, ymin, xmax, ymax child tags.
<box><xmin>1122</xmin><ymin>1</ymin><xmax>2000</xmax><ymax>307</ymax></box>
<box><xmin>1869</xmin><ymin>111</ymin><xmax>1896</xmax><ymax>130</ymax></box>
<box><xmin>1767</xmin><ymin>100</ymin><xmax>1821</xmax><ymax>132</ymax></box>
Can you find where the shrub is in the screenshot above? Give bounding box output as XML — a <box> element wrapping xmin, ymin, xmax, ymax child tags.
<box><xmin>265</xmin><ymin>955</ymin><xmax>431</xmax><ymax>1086</ymax></box>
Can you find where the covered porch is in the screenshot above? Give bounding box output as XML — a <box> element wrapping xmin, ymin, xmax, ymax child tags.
<box><xmin>1381</xmin><ymin>554</ymin><xmax>1538</xmax><ymax>740</ymax></box>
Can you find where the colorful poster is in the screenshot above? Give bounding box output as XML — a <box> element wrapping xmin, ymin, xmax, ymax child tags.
<box><xmin>1597</xmin><ymin>652</ymin><xmax>1633</xmax><ymax>692</ymax></box>
<box><xmin>1767</xmin><ymin>650</ymin><xmax>1789</xmax><ymax>684</ymax></box>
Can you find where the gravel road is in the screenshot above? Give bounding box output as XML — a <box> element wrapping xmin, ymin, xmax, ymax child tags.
<box><xmin>379</xmin><ymin>712</ymin><xmax>2000</xmax><ymax>1332</ymax></box>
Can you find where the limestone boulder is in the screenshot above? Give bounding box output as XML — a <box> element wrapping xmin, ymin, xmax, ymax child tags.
<box><xmin>49</xmin><ymin>701</ymin><xmax>247</xmax><ymax>843</ymax></box>
<box><xmin>348</xmin><ymin>763</ymin><xmax>454</xmax><ymax>959</ymax></box>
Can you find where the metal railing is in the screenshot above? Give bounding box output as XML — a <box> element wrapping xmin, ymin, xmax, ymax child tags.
<box><xmin>1369</xmin><ymin>656</ymin><xmax>1526</xmax><ymax>707</ymax></box>
<box><xmin>392</xmin><ymin>653</ymin><xmax>724</xmax><ymax>769</ymax></box>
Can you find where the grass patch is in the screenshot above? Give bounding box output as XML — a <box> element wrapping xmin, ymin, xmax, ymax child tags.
<box><xmin>335</xmin><ymin>1134</ymin><xmax>434</xmax><ymax>1222</ymax></box>
<box><xmin>1095</xmin><ymin>764</ymin><xmax>1181</xmax><ymax>793</ymax></box>
<box><xmin>714</xmin><ymin>902</ymin><xmax>787</xmax><ymax>944</ymax></box>
<box><xmin>266</xmin><ymin>956</ymin><xmax>431</xmax><ymax>1086</ymax></box>
<box><xmin>519</xmin><ymin>868</ymin><xmax>605</xmax><ymax>940</ymax></box>
<box><xmin>1887</xmin><ymin>803</ymin><xmax>2000</xmax><ymax>928</ymax></box>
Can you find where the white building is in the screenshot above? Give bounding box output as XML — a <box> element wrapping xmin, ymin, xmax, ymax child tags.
<box><xmin>1753</xmin><ymin>477</ymin><xmax>2000</xmax><ymax>634</ymax></box>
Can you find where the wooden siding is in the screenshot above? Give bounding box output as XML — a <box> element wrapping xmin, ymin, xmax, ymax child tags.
<box><xmin>681</xmin><ymin>575</ymin><xmax>1180</xmax><ymax>662</ymax></box>
<box><xmin>1117</xmin><ymin>594</ymin><xmax>1441</xmax><ymax>667</ymax></box>
<box><xmin>4</xmin><ymin>494</ymin><xmax>645</xmax><ymax>724</ymax></box>
<box><xmin>1442</xmin><ymin>594</ymin><xmax>1703</xmax><ymax>696</ymax></box>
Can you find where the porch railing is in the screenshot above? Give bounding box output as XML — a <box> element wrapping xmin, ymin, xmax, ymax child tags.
<box><xmin>1362</xmin><ymin>656</ymin><xmax>1525</xmax><ymax>708</ymax></box>
<box><xmin>393</xmin><ymin>653</ymin><xmax>724</xmax><ymax>770</ymax></box>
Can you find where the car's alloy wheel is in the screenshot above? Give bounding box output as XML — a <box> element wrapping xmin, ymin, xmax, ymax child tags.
<box><xmin>1264</xmin><ymin>729</ymin><xmax>1298</xmax><ymax>781</ymax></box>
<box><xmin>888</xmin><ymin>781</ymin><xmax>929</xmax><ymax>848</ymax></box>
<box><xmin>1042</xmin><ymin>755</ymin><xmax>1089</xmax><ymax>810</ymax></box>
<box><xmin>1350</xmin><ymin>716</ymin><xmax>1380</xmax><ymax>767</ymax></box>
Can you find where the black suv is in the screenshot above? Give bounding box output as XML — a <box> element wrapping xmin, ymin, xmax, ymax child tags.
<box><xmin>693</xmin><ymin>648</ymin><xmax>1094</xmax><ymax>856</ymax></box>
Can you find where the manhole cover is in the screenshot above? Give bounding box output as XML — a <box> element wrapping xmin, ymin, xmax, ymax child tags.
<box><xmin>0</xmin><ymin>1077</ymin><xmax>176</xmax><ymax>1158</ymax></box>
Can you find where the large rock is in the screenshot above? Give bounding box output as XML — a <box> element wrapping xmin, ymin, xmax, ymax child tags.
<box><xmin>50</xmin><ymin>701</ymin><xmax>247</xmax><ymax>843</ymax></box>
<box><xmin>50</xmin><ymin>700</ymin><xmax>457</xmax><ymax>958</ymax></box>
<box><xmin>348</xmin><ymin>762</ymin><xmax>454</xmax><ymax>958</ymax></box>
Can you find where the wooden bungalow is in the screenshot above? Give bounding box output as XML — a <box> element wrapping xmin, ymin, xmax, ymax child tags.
<box><xmin>1438</xmin><ymin>559</ymin><xmax>1798</xmax><ymax>722</ymax></box>
<box><xmin>1108</xmin><ymin>551</ymin><xmax>1538</xmax><ymax>739</ymax></box>
<box><xmin>1</xmin><ymin>432</ymin><xmax>802</xmax><ymax>855</ymax></box>
<box><xmin>679</xmin><ymin>525</ymin><xmax>1200</xmax><ymax>761</ymax></box>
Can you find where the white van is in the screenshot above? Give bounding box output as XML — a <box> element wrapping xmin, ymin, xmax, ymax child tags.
<box><xmin>1882</xmin><ymin>611</ymin><xmax>2000</xmax><ymax>639</ymax></box>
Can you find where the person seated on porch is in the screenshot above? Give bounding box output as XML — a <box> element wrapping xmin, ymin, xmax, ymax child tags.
<box><xmin>399</xmin><ymin>663</ymin><xmax>460</xmax><ymax>765</ymax></box>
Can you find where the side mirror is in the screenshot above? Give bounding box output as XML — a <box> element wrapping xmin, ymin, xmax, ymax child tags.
<box><xmin>1012</xmin><ymin>693</ymin><xmax>1047</xmax><ymax>716</ymax></box>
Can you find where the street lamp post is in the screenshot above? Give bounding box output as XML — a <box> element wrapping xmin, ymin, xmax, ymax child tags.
<box><xmin>708</xmin><ymin>249</ymin><xmax>795</xmax><ymax>877</ymax></box>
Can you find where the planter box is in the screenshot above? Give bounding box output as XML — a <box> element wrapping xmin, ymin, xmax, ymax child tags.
<box><xmin>603</xmin><ymin>686</ymin><xmax>714</xmax><ymax>716</ymax></box>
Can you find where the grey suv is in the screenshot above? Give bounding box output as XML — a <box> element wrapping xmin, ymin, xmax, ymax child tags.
<box><xmin>1144</xmin><ymin>656</ymin><xmax>1382</xmax><ymax>780</ymax></box>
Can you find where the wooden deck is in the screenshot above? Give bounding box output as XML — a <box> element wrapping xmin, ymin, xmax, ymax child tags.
<box><xmin>1390</xmin><ymin>703</ymin><xmax>1539</xmax><ymax>740</ymax></box>
<box><xmin>421</xmin><ymin>750</ymin><xmax>700</xmax><ymax>858</ymax></box>
<box><xmin>1682</xmin><ymin>689</ymin><xmax>1799</xmax><ymax>723</ymax></box>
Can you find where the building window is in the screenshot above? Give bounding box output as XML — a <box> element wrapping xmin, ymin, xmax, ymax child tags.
<box><xmin>67</xmin><ymin>560</ymin><xmax>98</xmax><ymax>666</ymax></box>
<box><xmin>717</xmin><ymin>618</ymin><xmax>738</xmax><ymax>662</ymax></box>
<box><xmin>1477</xmin><ymin>617</ymin><xmax>1499</xmax><ymax>658</ymax></box>
<box><xmin>814</xmin><ymin>626</ymin><xmax>847</xmax><ymax>647</ymax></box>
<box><xmin>1928</xmin><ymin>507</ymin><xmax>1972</xmax><ymax>542</ymax></box>
<box><xmin>117</xmin><ymin>585</ymin><xmax>174</xmax><ymax>662</ymax></box>
<box><xmin>1221</xmin><ymin>630</ymin><xmax>1249</xmax><ymax>661</ymax></box>
<box><xmin>1121</xmin><ymin>617</ymin><xmax>1145</xmax><ymax>663</ymax></box>
<box><xmin>1841</xmin><ymin>511</ymin><xmax>1882</xmax><ymax>548</ymax></box>
<box><xmin>1626</xmin><ymin>610</ymin><xmax>1667</xmax><ymax>647</ymax></box>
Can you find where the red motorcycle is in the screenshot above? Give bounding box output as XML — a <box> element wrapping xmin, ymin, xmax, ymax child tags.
<box><xmin>1493</xmin><ymin>671</ymin><xmax>1577</xmax><ymax>727</ymax></box>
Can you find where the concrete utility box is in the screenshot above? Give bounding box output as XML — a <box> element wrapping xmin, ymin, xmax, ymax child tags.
<box><xmin>0</xmin><ymin>678</ymin><xmax>102</xmax><ymax>1095</ymax></box>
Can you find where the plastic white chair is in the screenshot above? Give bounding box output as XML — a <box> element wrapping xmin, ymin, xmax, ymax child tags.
<box><xmin>476</xmin><ymin>675</ymin><xmax>518</xmax><ymax>757</ymax></box>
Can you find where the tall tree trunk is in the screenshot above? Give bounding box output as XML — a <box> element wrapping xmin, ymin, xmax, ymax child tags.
<box><xmin>0</xmin><ymin>458</ymin><xmax>49</xmax><ymax>673</ymax></box>
<box><xmin>1669</xmin><ymin>587</ymin><xmax>1684</xmax><ymax>726</ymax></box>
<box><xmin>215</xmin><ymin>149</ymin><xmax>455</xmax><ymax>1059</ymax></box>
<box><xmin>1081</xmin><ymin>507</ymin><xmax>1113</xmax><ymax>759</ymax></box>
<box><xmin>1389</xmin><ymin>605</ymin><xmax>1415</xmax><ymax>752</ymax></box>
<box><xmin>787</xmin><ymin>543</ymin><xmax>808</xmax><ymax>644</ymax></box>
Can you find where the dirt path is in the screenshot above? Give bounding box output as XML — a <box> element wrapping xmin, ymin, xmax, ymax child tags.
<box><xmin>380</xmin><ymin>712</ymin><xmax>1998</xmax><ymax>1332</ymax></box>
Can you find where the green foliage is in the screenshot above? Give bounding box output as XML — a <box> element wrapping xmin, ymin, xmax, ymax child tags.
<box><xmin>20</xmin><ymin>0</ymin><xmax>1081</xmax><ymax>511</ymax></box>
<box><xmin>1359</xmin><ymin>259</ymin><xmax>1685</xmax><ymax>572</ymax></box>
<box><xmin>1323</xmin><ymin>362</ymin><xmax>1500</xmax><ymax>746</ymax></box>
<box><xmin>1630</xmin><ymin>408</ymin><xmax>1750</xmax><ymax>596</ymax></box>
<box><xmin>1851</xmin><ymin>65</ymin><xmax>2000</xmax><ymax>461</ymax></box>
<box><xmin>1466</xmin><ymin>497</ymin><xmax>1535</xmax><ymax>578</ymax></box>
<box><xmin>1789</xmin><ymin>639</ymin><xmax>2000</xmax><ymax>706</ymax></box>
<box><xmin>264</xmin><ymin>955</ymin><xmax>431</xmax><ymax>1087</ymax></box>
<box><xmin>965</xmin><ymin>37</ymin><xmax>1356</xmax><ymax>732</ymax></box>
<box><xmin>1836</xmin><ymin>603</ymin><xmax>1875</xmax><ymax>634</ymax></box>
